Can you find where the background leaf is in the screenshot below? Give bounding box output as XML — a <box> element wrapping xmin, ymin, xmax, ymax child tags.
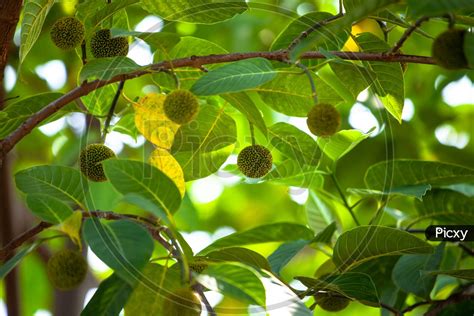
<box><xmin>427</xmin><ymin>269</ymin><xmax>474</xmax><ymax>281</ymax></box>
<box><xmin>264</xmin><ymin>160</ymin><xmax>325</xmax><ymax>190</ymax></box>
<box><xmin>26</xmin><ymin>194</ymin><xmax>73</xmax><ymax>224</ymax></box>
<box><xmin>79</xmin><ymin>57</ymin><xmax>141</xmax><ymax>82</ymax></box>
<box><xmin>191</xmin><ymin>58</ymin><xmax>277</xmax><ymax>95</ymax></box>
<box><xmin>268</xmin><ymin>240</ymin><xmax>309</xmax><ymax>275</ymax></box>
<box><xmin>221</xmin><ymin>92</ymin><xmax>267</xmax><ymax>136</ymax></box>
<box><xmin>0</xmin><ymin>244</ymin><xmax>37</xmax><ymax>279</ymax></box>
<box><xmin>407</xmin><ymin>0</ymin><xmax>474</xmax><ymax>17</ymax></box>
<box><xmin>205</xmin><ymin>247</ymin><xmax>271</xmax><ymax>271</ymax></box>
<box><xmin>317</xmin><ymin>129</ymin><xmax>371</xmax><ymax>162</ymax></box>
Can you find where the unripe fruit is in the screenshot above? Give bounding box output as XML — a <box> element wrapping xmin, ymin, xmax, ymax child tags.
<box><xmin>163</xmin><ymin>90</ymin><xmax>200</xmax><ymax>125</ymax></box>
<box><xmin>306</xmin><ymin>103</ymin><xmax>341</xmax><ymax>137</ymax></box>
<box><xmin>79</xmin><ymin>144</ymin><xmax>116</xmax><ymax>182</ymax></box>
<box><xmin>237</xmin><ymin>145</ymin><xmax>273</xmax><ymax>178</ymax></box>
<box><xmin>162</xmin><ymin>288</ymin><xmax>202</xmax><ymax>316</ymax></box>
<box><xmin>314</xmin><ymin>292</ymin><xmax>350</xmax><ymax>312</ymax></box>
<box><xmin>432</xmin><ymin>29</ymin><xmax>468</xmax><ymax>70</ymax></box>
<box><xmin>90</xmin><ymin>29</ymin><xmax>129</xmax><ymax>58</ymax></box>
<box><xmin>47</xmin><ymin>249</ymin><xmax>87</xmax><ymax>290</ymax></box>
<box><xmin>189</xmin><ymin>258</ymin><xmax>209</xmax><ymax>274</ymax></box>
<box><xmin>50</xmin><ymin>17</ymin><xmax>85</xmax><ymax>50</ymax></box>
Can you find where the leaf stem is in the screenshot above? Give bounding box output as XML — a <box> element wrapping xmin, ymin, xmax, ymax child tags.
<box><xmin>102</xmin><ymin>80</ymin><xmax>125</xmax><ymax>139</ymax></box>
<box><xmin>330</xmin><ymin>173</ymin><xmax>360</xmax><ymax>226</ymax></box>
<box><xmin>295</xmin><ymin>62</ymin><xmax>318</xmax><ymax>104</ymax></box>
<box><xmin>249</xmin><ymin>121</ymin><xmax>256</xmax><ymax>145</ymax></box>
<box><xmin>390</xmin><ymin>16</ymin><xmax>430</xmax><ymax>53</ymax></box>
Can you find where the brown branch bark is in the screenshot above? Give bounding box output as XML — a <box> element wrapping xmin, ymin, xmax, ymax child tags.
<box><xmin>0</xmin><ymin>50</ymin><xmax>436</xmax><ymax>161</ymax></box>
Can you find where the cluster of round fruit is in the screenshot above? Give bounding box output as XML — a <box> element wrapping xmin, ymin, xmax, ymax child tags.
<box><xmin>50</xmin><ymin>17</ymin><xmax>128</xmax><ymax>58</ymax></box>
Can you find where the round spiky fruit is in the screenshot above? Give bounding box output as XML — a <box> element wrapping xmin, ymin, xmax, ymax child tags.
<box><xmin>189</xmin><ymin>258</ymin><xmax>209</xmax><ymax>274</ymax></box>
<box><xmin>162</xmin><ymin>288</ymin><xmax>202</xmax><ymax>316</ymax></box>
<box><xmin>306</xmin><ymin>103</ymin><xmax>341</xmax><ymax>137</ymax></box>
<box><xmin>50</xmin><ymin>17</ymin><xmax>85</xmax><ymax>50</ymax></box>
<box><xmin>314</xmin><ymin>292</ymin><xmax>350</xmax><ymax>312</ymax></box>
<box><xmin>79</xmin><ymin>144</ymin><xmax>116</xmax><ymax>182</ymax></box>
<box><xmin>47</xmin><ymin>249</ymin><xmax>87</xmax><ymax>290</ymax></box>
<box><xmin>432</xmin><ymin>29</ymin><xmax>468</xmax><ymax>70</ymax></box>
<box><xmin>90</xmin><ymin>29</ymin><xmax>129</xmax><ymax>58</ymax></box>
<box><xmin>237</xmin><ymin>145</ymin><xmax>273</xmax><ymax>178</ymax></box>
<box><xmin>163</xmin><ymin>90</ymin><xmax>200</xmax><ymax>125</ymax></box>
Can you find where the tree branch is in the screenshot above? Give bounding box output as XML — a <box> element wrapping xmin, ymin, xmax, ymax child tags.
<box><xmin>0</xmin><ymin>50</ymin><xmax>436</xmax><ymax>160</ymax></box>
<box><xmin>102</xmin><ymin>80</ymin><xmax>125</xmax><ymax>139</ymax></box>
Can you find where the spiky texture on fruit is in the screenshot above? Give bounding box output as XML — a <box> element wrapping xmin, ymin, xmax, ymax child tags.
<box><xmin>47</xmin><ymin>249</ymin><xmax>87</xmax><ymax>290</ymax></box>
<box><xmin>237</xmin><ymin>145</ymin><xmax>273</xmax><ymax>178</ymax></box>
<box><xmin>50</xmin><ymin>17</ymin><xmax>85</xmax><ymax>50</ymax></box>
<box><xmin>79</xmin><ymin>144</ymin><xmax>116</xmax><ymax>182</ymax></box>
<box><xmin>90</xmin><ymin>29</ymin><xmax>129</xmax><ymax>58</ymax></box>
<box><xmin>306</xmin><ymin>103</ymin><xmax>341</xmax><ymax>137</ymax></box>
<box><xmin>163</xmin><ymin>90</ymin><xmax>200</xmax><ymax>125</ymax></box>
<box><xmin>314</xmin><ymin>292</ymin><xmax>350</xmax><ymax>312</ymax></box>
<box><xmin>189</xmin><ymin>258</ymin><xmax>209</xmax><ymax>274</ymax></box>
<box><xmin>162</xmin><ymin>288</ymin><xmax>202</xmax><ymax>316</ymax></box>
<box><xmin>432</xmin><ymin>29</ymin><xmax>468</xmax><ymax>70</ymax></box>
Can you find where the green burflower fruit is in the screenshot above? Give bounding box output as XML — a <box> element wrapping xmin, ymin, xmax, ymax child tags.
<box><xmin>47</xmin><ymin>249</ymin><xmax>87</xmax><ymax>290</ymax></box>
<box><xmin>79</xmin><ymin>144</ymin><xmax>116</xmax><ymax>182</ymax></box>
<box><xmin>314</xmin><ymin>292</ymin><xmax>350</xmax><ymax>312</ymax></box>
<box><xmin>163</xmin><ymin>90</ymin><xmax>200</xmax><ymax>125</ymax></box>
<box><xmin>306</xmin><ymin>103</ymin><xmax>341</xmax><ymax>137</ymax></box>
<box><xmin>237</xmin><ymin>145</ymin><xmax>273</xmax><ymax>178</ymax></box>
<box><xmin>162</xmin><ymin>288</ymin><xmax>202</xmax><ymax>316</ymax></box>
<box><xmin>432</xmin><ymin>28</ymin><xmax>468</xmax><ymax>70</ymax></box>
<box><xmin>50</xmin><ymin>17</ymin><xmax>85</xmax><ymax>50</ymax></box>
<box><xmin>90</xmin><ymin>29</ymin><xmax>129</xmax><ymax>58</ymax></box>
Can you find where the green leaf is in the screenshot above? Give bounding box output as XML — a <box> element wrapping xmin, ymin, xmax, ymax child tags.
<box><xmin>19</xmin><ymin>0</ymin><xmax>54</xmax><ymax>64</ymax></box>
<box><xmin>427</xmin><ymin>269</ymin><xmax>474</xmax><ymax>281</ymax></box>
<box><xmin>271</xmin><ymin>12</ymin><xmax>348</xmax><ymax>51</ymax></box>
<box><xmin>312</xmin><ymin>222</ymin><xmax>337</xmax><ymax>244</ymax></box>
<box><xmin>221</xmin><ymin>92</ymin><xmax>267</xmax><ymax>137</ymax></box>
<box><xmin>199</xmin><ymin>223</ymin><xmax>314</xmax><ymax>255</ymax></box>
<box><xmin>297</xmin><ymin>272</ymin><xmax>379</xmax><ymax>305</ymax></box>
<box><xmin>255</xmin><ymin>71</ymin><xmax>315</xmax><ymax>117</ymax></box>
<box><xmin>153</xmin><ymin>37</ymin><xmax>228</xmax><ymax>89</ymax></box>
<box><xmin>355</xmin><ymin>33</ymin><xmax>404</xmax><ymax>122</ymax></box>
<box><xmin>102</xmin><ymin>159</ymin><xmax>182</xmax><ymax>217</ymax></box>
<box><xmin>110</xmin><ymin>29</ymin><xmax>180</xmax><ymax>53</ymax></box>
<box><xmin>25</xmin><ymin>194</ymin><xmax>74</xmax><ymax>224</ymax></box>
<box><xmin>392</xmin><ymin>243</ymin><xmax>444</xmax><ymax>299</ymax></box>
<box><xmin>269</xmin><ymin>122</ymin><xmax>320</xmax><ymax>166</ymax></box>
<box><xmin>80</xmin><ymin>84</ymin><xmax>117</xmax><ymax>116</ymax></box>
<box><xmin>365</xmin><ymin>160</ymin><xmax>474</xmax><ymax>191</ymax></box>
<box><xmin>197</xmin><ymin>262</ymin><xmax>265</xmax><ymax>306</ymax></box>
<box><xmin>306</xmin><ymin>190</ymin><xmax>341</xmax><ymax>233</ymax></box>
<box><xmin>317</xmin><ymin>129</ymin><xmax>371</xmax><ymax>162</ymax></box>
<box><xmin>141</xmin><ymin>0</ymin><xmax>248</xmax><ymax>24</ymax></box>
<box><xmin>268</xmin><ymin>240</ymin><xmax>308</xmax><ymax>274</ymax></box>
<box><xmin>333</xmin><ymin>226</ymin><xmax>433</xmax><ymax>271</ymax></box>
<box><xmin>15</xmin><ymin>165</ymin><xmax>87</xmax><ymax>207</ymax></box>
<box><xmin>348</xmin><ymin>185</ymin><xmax>432</xmax><ymax>200</ymax></box>
<box><xmin>79</xmin><ymin>57</ymin><xmax>142</xmax><ymax>82</ymax></box>
<box><xmin>0</xmin><ymin>93</ymin><xmax>64</xmax><ymax>138</ymax></box>
<box><xmin>111</xmin><ymin>113</ymin><xmax>139</xmax><ymax>140</ymax></box>
<box><xmin>464</xmin><ymin>31</ymin><xmax>474</xmax><ymax>69</ymax></box>
<box><xmin>191</xmin><ymin>58</ymin><xmax>277</xmax><ymax>96</ymax></box>
<box><xmin>409</xmin><ymin>189</ymin><xmax>474</xmax><ymax>226</ymax></box>
<box><xmin>407</xmin><ymin>0</ymin><xmax>474</xmax><ymax>17</ymax></box>
<box><xmin>0</xmin><ymin>244</ymin><xmax>37</xmax><ymax>279</ymax></box>
<box><xmin>125</xmin><ymin>263</ymin><xmax>182</xmax><ymax>315</ymax></box>
<box><xmin>83</xmin><ymin>218</ymin><xmax>154</xmax><ymax>284</ymax></box>
<box><xmin>85</xmin><ymin>0</ymin><xmax>139</xmax><ymax>33</ymax></box>
<box><xmin>206</xmin><ymin>247</ymin><xmax>271</xmax><ymax>271</ymax></box>
<box><xmin>264</xmin><ymin>160</ymin><xmax>325</xmax><ymax>190</ymax></box>
<box><xmin>81</xmin><ymin>273</ymin><xmax>133</xmax><ymax>316</ymax></box>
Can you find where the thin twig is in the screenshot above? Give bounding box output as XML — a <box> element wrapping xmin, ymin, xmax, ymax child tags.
<box><xmin>390</xmin><ymin>16</ymin><xmax>430</xmax><ymax>53</ymax></box>
<box><xmin>380</xmin><ymin>303</ymin><xmax>401</xmax><ymax>316</ymax></box>
<box><xmin>249</xmin><ymin>121</ymin><xmax>256</xmax><ymax>146</ymax></box>
<box><xmin>295</xmin><ymin>62</ymin><xmax>318</xmax><ymax>103</ymax></box>
<box><xmin>81</xmin><ymin>41</ymin><xmax>87</xmax><ymax>66</ymax></box>
<box><xmin>330</xmin><ymin>173</ymin><xmax>360</xmax><ymax>226</ymax></box>
<box><xmin>402</xmin><ymin>300</ymin><xmax>432</xmax><ymax>313</ymax></box>
<box><xmin>194</xmin><ymin>284</ymin><xmax>217</xmax><ymax>316</ymax></box>
<box><xmin>102</xmin><ymin>80</ymin><xmax>125</xmax><ymax>139</ymax></box>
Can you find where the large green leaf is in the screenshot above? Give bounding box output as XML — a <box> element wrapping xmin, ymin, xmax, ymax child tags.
<box><xmin>197</xmin><ymin>262</ymin><xmax>266</xmax><ymax>306</ymax></box>
<box><xmin>206</xmin><ymin>247</ymin><xmax>271</xmax><ymax>271</ymax></box>
<box><xmin>268</xmin><ymin>240</ymin><xmax>309</xmax><ymax>274</ymax></box>
<box><xmin>333</xmin><ymin>226</ymin><xmax>433</xmax><ymax>271</ymax></box>
<box><xmin>317</xmin><ymin>129</ymin><xmax>371</xmax><ymax>162</ymax></box>
<box><xmin>0</xmin><ymin>244</ymin><xmax>37</xmax><ymax>279</ymax></box>
<box><xmin>79</xmin><ymin>57</ymin><xmax>142</xmax><ymax>82</ymax></box>
<box><xmin>0</xmin><ymin>93</ymin><xmax>64</xmax><ymax>138</ymax></box>
<box><xmin>427</xmin><ymin>269</ymin><xmax>474</xmax><ymax>281</ymax></box>
<box><xmin>269</xmin><ymin>122</ymin><xmax>320</xmax><ymax>166</ymax></box>
<box><xmin>410</xmin><ymin>189</ymin><xmax>474</xmax><ymax>226</ymax></box>
<box><xmin>83</xmin><ymin>218</ymin><xmax>154</xmax><ymax>284</ymax></box>
<box><xmin>80</xmin><ymin>84</ymin><xmax>117</xmax><ymax>117</ymax></box>
<box><xmin>356</xmin><ymin>33</ymin><xmax>404</xmax><ymax>122</ymax></box>
<box><xmin>199</xmin><ymin>223</ymin><xmax>314</xmax><ymax>255</ymax></box>
<box><xmin>171</xmin><ymin>104</ymin><xmax>236</xmax><ymax>154</ymax></box>
<box><xmin>191</xmin><ymin>58</ymin><xmax>277</xmax><ymax>96</ymax></box>
<box><xmin>264</xmin><ymin>160</ymin><xmax>325</xmax><ymax>190</ymax></box>
<box><xmin>306</xmin><ymin>190</ymin><xmax>341</xmax><ymax>232</ymax></box>
<box><xmin>271</xmin><ymin>12</ymin><xmax>348</xmax><ymax>51</ymax></box>
<box><xmin>86</xmin><ymin>0</ymin><xmax>139</xmax><ymax>32</ymax></box>
<box><xmin>153</xmin><ymin>37</ymin><xmax>228</xmax><ymax>89</ymax></box>
<box><xmin>19</xmin><ymin>0</ymin><xmax>54</xmax><ymax>63</ymax></box>
<box><xmin>102</xmin><ymin>159</ymin><xmax>182</xmax><ymax>217</ymax></box>
<box><xmin>221</xmin><ymin>92</ymin><xmax>267</xmax><ymax>137</ymax></box>
<box><xmin>25</xmin><ymin>194</ymin><xmax>74</xmax><ymax>224</ymax></box>
<box><xmin>407</xmin><ymin>0</ymin><xmax>474</xmax><ymax>17</ymax></box>
<box><xmin>141</xmin><ymin>0</ymin><xmax>248</xmax><ymax>24</ymax></box>
<box><xmin>15</xmin><ymin>165</ymin><xmax>87</xmax><ymax>207</ymax></box>
<box><xmin>348</xmin><ymin>185</ymin><xmax>432</xmax><ymax>200</ymax></box>
<box><xmin>125</xmin><ymin>263</ymin><xmax>182</xmax><ymax>315</ymax></box>
<box><xmin>297</xmin><ymin>272</ymin><xmax>379</xmax><ymax>305</ymax></box>
<box><xmin>365</xmin><ymin>160</ymin><xmax>474</xmax><ymax>191</ymax></box>
<box><xmin>392</xmin><ymin>243</ymin><xmax>444</xmax><ymax>299</ymax></box>
<box><xmin>81</xmin><ymin>273</ymin><xmax>133</xmax><ymax>316</ymax></box>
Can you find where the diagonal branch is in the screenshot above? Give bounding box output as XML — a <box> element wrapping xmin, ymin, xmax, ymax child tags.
<box><xmin>0</xmin><ymin>50</ymin><xmax>436</xmax><ymax>160</ymax></box>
